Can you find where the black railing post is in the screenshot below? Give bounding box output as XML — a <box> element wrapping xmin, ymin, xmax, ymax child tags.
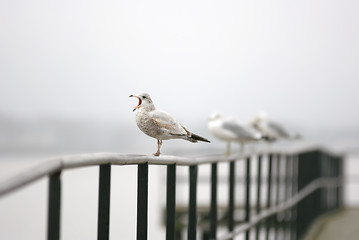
<box><xmin>315</xmin><ymin>151</ymin><xmax>323</xmax><ymax>222</ymax></box>
<box><xmin>338</xmin><ymin>156</ymin><xmax>344</xmax><ymax>208</ymax></box>
<box><xmin>137</xmin><ymin>163</ymin><xmax>149</xmax><ymax>240</ymax></box>
<box><xmin>228</xmin><ymin>161</ymin><xmax>235</xmax><ymax>233</ymax></box>
<box><xmin>265</xmin><ymin>154</ymin><xmax>273</xmax><ymax>240</ymax></box>
<box><xmin>255</xmin><ymin>155</ymin><xmax>262</xmax><ymax>240</ymax></box>
<box><xmin>210</xmin><ymin>163</ymin><xmax>218</xmax><ymax>239</ymax></box>
<box><xmin>320</xmin><ymin>152</ymin><xmax>328</xmax><ymax>214</ymax></box>
<box><xmin>328</xmin><ymin>154</ymin><xmax>333</xmax><ymax>210</ymax></box>
<box><xmin>296</xmin><ymin>151</ymin><xmax>322</xmax><ymax>240</ymax></box>
<box><xmin>166</xmin><ymin>164</ymin><xmax>176</xmax><ymax>240</ymax></box>
<box><xmin>296</xmin><ymin>151</ymin><xmax>309</xmax><ymax>239</ymax></box>
<box><xmin>274</xmin><ymin>154</ymin><xmax>281</xmax><ymax>240</ymax></box>
<box><xmin>47</xmin><ymin>171</ymin><xmax>61</xmax><ymax>240</ymax></box>
<box><xmin>329</xmin><ymin>155</ymin><xmax>336</xmax><ymax>210</ymax></box>
<box><xmin>333</xmin><ymin>155</ymin><xmax>341</xmax><ymax>210</ymax></box>
<box><xmin>325</xmin><ymin>154</ymin><xmax>332</xmax><ymax>210</ymax></box>
<box><xmin>291</xmin><ymin>155</ymin><xmax>298</xmax><ymax>240</ymax></box>
<box><xmin>98</xmin><ymin>164</ymin><xmax>111</xmax><ymax>240</ymax></box>
<box><xmin>245</xmin><ymin>157</ymin><xmax>251</xmax><ymax>240</ymax></box>
<box><xmin>284</xmin><ymin>155</ymin><xmax>292</xmax><ymax>240</ymax></box>
<box><xmin>188</xmin><ymin>165</ymin><xmax>198</xmax><ymax>240</ymax></box>
<box><xmin>333</xmin><ymin>156</ymin><xmax>338</xmax><ymax>209</ymax></box>
<box><xmin>321</xmin><ymin>153</ymin><xmax>328</xmax><ymax>213</ymax></box>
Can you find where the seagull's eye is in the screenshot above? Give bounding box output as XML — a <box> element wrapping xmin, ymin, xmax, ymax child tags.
<box><xmin>142</xmin><ymin>96</ymin><xmax>147</xmax><ymax>99</ymax></box>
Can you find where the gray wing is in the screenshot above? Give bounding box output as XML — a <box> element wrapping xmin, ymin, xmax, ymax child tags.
<box><xmin>222</xmin><ymin>120</ymin><xmax>260</xmax><ymax>140</ymax></box>
<box><xmin>149</xmin><ymin>110</ymin><xmax>187</xmax><ymax>136</ymax></box>
<box><xmin>268</xmin><ymin>121</ymin><xmax>290</xmax><ymax>138</ymax></box>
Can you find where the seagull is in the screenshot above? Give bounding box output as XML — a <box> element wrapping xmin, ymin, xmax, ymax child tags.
<box><xmin>130</xmin><ymin>93</ymin><xmax>210</xmax><ymax>156</ymax></box>
<box><xmin>249</xmin><ymin>112</ymin><xmax>299</xmax><ymax>141</ymax></box>
<box><xmin>208</xmin><ymin>113</ymin><xmax>263</xmax><ymax>156</ymax></box>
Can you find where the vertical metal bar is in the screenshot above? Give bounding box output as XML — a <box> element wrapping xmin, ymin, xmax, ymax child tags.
<box><xmin>326</xmin><ymin>154</ymin><xmax>332</xmax><ymax>210</ymax></box>
<box><xmin>176</xmin><ymin>231</ymin><xmax>183</xmax><ymax>240</ymax></box>
<box><xmin>297</xmin><ymin>152</ymin><xmax>311</xmax><ymax>240</ymax></box>
<box><xmin>296</xmin><ymin>152</ymin><xmax>306</xmax><ymax>240</ymax></box>
<box><xmin>137</xmin><ymin>163</ymin><xmax>148</xmax><ymax>240</ymax></box>
<box><xmin>265</xmin><ymin>154</ymin><xmax>273</xmax><ymax>240</ymax></box>
<box><xmin>331</xmin><ymin>156</ymin><xmax>336</xmax><ymax>210</ymax></box>
<box><xmin>324</xmin><ymin>154</ymin><xmax>330</xmax><ymax>212</ymax></box>
<box><xmin>325</xmin><ymin>153</ymin><xmax>333</xmax><ymax>211</ymax></box>
<box><xmin>274</xmin><ymin>154</ymin><xmax>281</xmax><ymax>240</ymax></box>
<box><xmin>245</xmin><ymin>157</ymin><xmax>251</xmax><ymax>240</ymax></box>
<box><xmin>98</xmin><ymin>164</ymin><xmax>111</xmax><ymax>240</ymax></box>
<box><xmin>321</xmin><ymin>153</ymin><xmax>328</xmax><ymax>213</ymax></box>
<box><xmin>228</xmin><ymin>161</ymin><xmax>235</xmax><ymax>233</ymax></box>
<box><xmin>334</xmin><ymin>156</ymin><xmax>340</xmax><ymax>209</ymax></box>
<box><xmin>314</xmin><ymin>152</ymin><xmax>322</xmax><ymax>219</ymax></box>
<box><xmin>338</xmin><ymin>156</ymin><xmax>344</xmax><ymax>208</ymax></box>
<box><xmin>320</xmin><ymin>153</ymin><xmax>326</xmax><ymax>214</ymax></box>
<box><xmin>202</xmin><ymin>231</ymin><xmax>210</xmax><ymax>240</ymax></box>
<box><xmin>319</xmin><ymin>153</ymin><xmax>324</xmax><ymax>214</ymax></box>
<box><xmin>328</xmin><ymin>154</ymin><xmax>332</xmax><ymax>210</ymax></box>
<box><xmin>188</xmin><ymin>165</ymin><xmax>198</xmax><ymax>240</ymax></box>
<box><xmin>284</xmin><ymin>155</ymin><xmax>291</xmax><ymax>240</ymax></box>
<box><xmin>47</xmin><ymin>171</ymin><xmax>61</xmax><ymax>240</ymax></box>
<box><xmin>255</xmin><ymin>155</ymin><xmax>262</xmax><ymax>240</ymax></box>
<box><xmin>166</xmin><ymin>164</ymin><xmax>176</xmax><ymax>240</ymax></box>
<box><xmin>291</xmin><ymin>155</ymin><xmax>298</xmax><ymax>240</ymax></box>
<box><xmin>327</xmin><ymin>154</ymin><xmax>332</xmax><ymax>210</ymax></box>
<box><xmin>296</xmin><ymin>151</ymin><xmax>321</xmax><ymax>240</ymax></box>
<box><xmin>210</xmin><ymin>163</ymin><xmax>218</xmax><ymax>239</ymax></box>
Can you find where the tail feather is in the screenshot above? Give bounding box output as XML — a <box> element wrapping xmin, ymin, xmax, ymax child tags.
<box><xmin>190</xmin><ymin>133</ymin><xmax>210</xmax><ymax>143</ymax></box>
<box><xmin>261</xmin><ymin>135</ymin><xmax>276</xmax><ymax>142</ymax></box>
<box><xmin>180</xmin><ymin>124</ymin><xmax>210</xmax><ymax>143</ymax></box>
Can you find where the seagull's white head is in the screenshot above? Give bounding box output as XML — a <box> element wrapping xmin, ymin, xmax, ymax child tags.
<box><xmin>208</xmin><ymin>112</ymin><xmax>224</xmax><ymax>121</ymax></box>
<box><xmin>250</xmin><ymin>112</ymin><xmax>268</xmax><ymax>123</ymax></box>
<box><xmin>256</xmin><ymin>112</ymin><xmax>268</xmax><ymax>120</ymax></box>
<box><xmin>248</xmin><ymin>112</ymin><xmax>269</xmax><ymax>130</ymax></box>
<box><xmin>129</xmin><ymin>93</ymin><xmax>155</xmax><ymax>111</ymax></box>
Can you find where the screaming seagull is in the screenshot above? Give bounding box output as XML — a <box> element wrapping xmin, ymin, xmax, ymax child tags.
<box><xmin>130</xmin><ymin>93</ymin><xmax>210</xmax><ymax>156</ymax></box>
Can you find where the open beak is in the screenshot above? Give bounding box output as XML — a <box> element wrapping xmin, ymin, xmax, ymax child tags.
<box><xmin>129</xmin><ymin>95</ymin><xmax>142</xmax><ymax>111</ymax></box>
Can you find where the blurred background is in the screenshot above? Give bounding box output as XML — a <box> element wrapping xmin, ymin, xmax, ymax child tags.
<box><xmin>1</xmin><ymin>0</ymin><xmax>359</xmax><ymax>239</ymax></box>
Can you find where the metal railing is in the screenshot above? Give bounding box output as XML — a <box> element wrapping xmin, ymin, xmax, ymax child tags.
<box><xmin>0</xmin><ymin>145</ymin><xmax>344</xmax><ymax>240</ymax></box>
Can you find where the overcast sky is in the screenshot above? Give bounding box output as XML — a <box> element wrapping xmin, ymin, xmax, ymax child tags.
<box><xmin>1</xmin><ymin>0</ymin><xmax>359</xmax><ymax>133</ymax></box>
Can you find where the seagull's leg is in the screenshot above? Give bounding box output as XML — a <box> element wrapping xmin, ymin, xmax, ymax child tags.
<box><xmin>250</xmin><ymin>142</ymin><xmax>256</xmax><ymax>155</ymax></box>
<box><xmin>266</xmin><ymin>142</ymin><xmax>272</xmax><ymax>154</ymax></box>
<box><xmin>154</xmin><ymin>139</ymin><xmax>162</xmax><ymax>156</ymax></box>
<box><xmin>239</xmin><ymin>143</ymin><xmax>244</xmax><ymax>157</ymax></box>
<box><xmin>225</xmin><ymin>142</ymin><xmax>231</xmax><ymax>156</ymax></box>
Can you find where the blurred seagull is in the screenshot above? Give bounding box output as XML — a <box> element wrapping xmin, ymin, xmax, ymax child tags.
<box><xmin>249</xmin><ymin>112</ymin><xmax>299</xmax><ymax>141</ymax></box>
<box><xmin>130</xmin><ymin>93</ymin><xmax>210</xmax><ymax>156</ymax></box>
<box><xmin>208</xmin><ymin>113</ymin><xmax>263</xmax><ymax>156</ymax></box>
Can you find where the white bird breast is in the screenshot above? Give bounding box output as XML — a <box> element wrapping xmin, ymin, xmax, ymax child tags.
<box><xmin>209</xmin><ymin>121</ymin><xmax>238</xmax><ymax>141</ymax></box>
